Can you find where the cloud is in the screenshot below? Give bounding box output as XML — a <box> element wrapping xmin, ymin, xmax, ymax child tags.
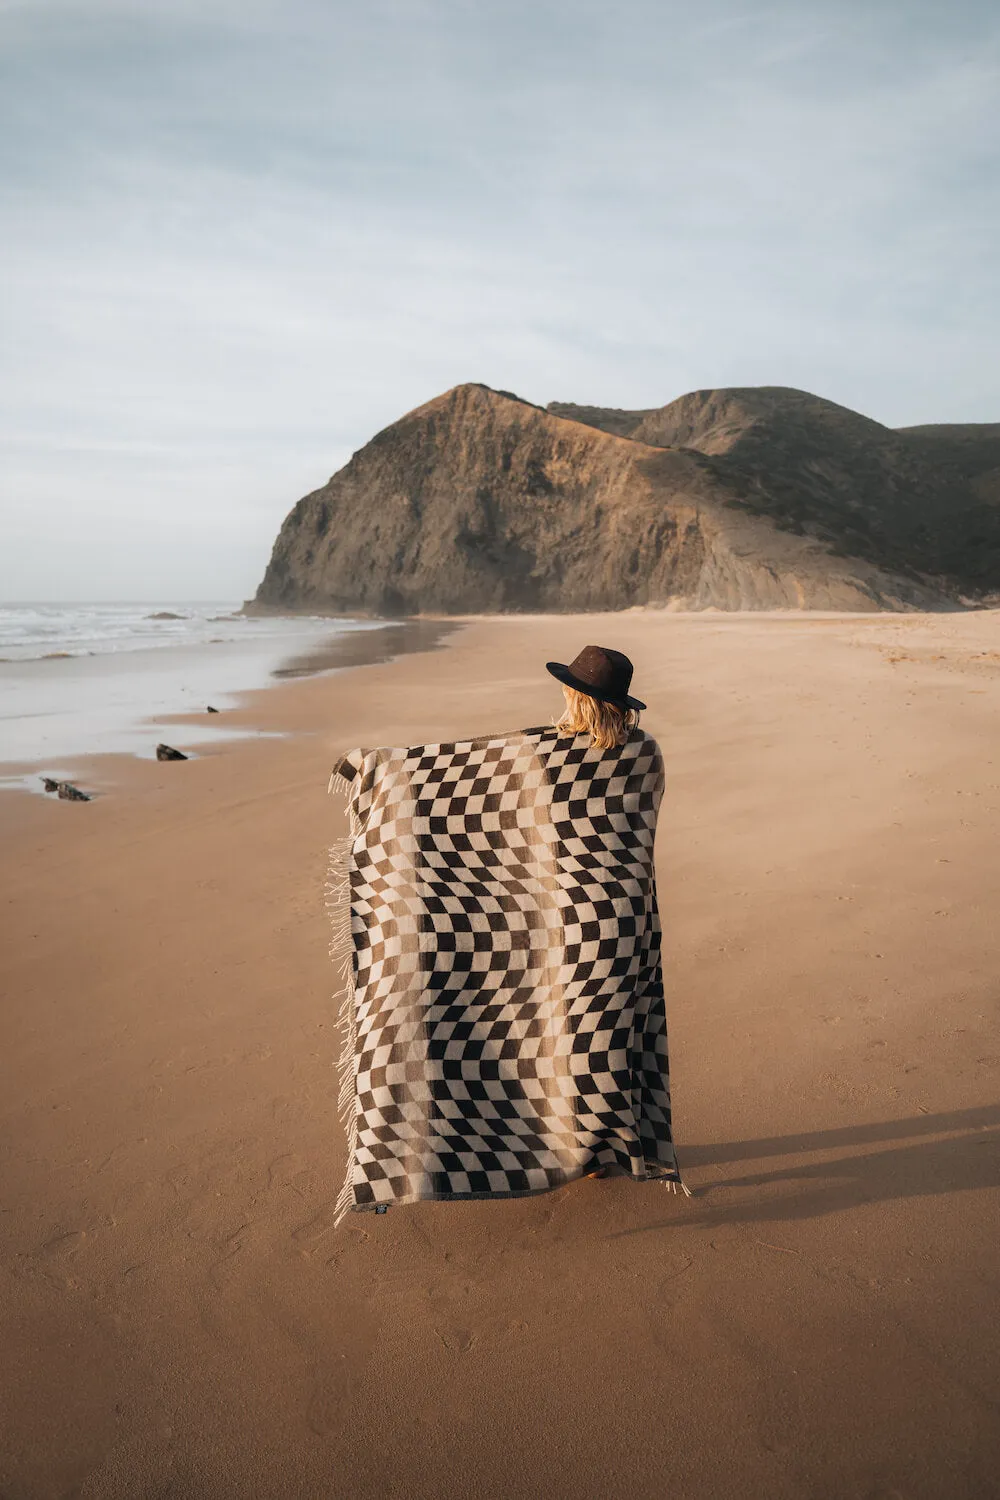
<box><xmin>1</xmin><ymin>0</ymin><xmax>999</xmax><ymax>597</ymax></box>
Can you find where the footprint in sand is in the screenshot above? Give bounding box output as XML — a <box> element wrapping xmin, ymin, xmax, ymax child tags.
<box><xmin>15</xmin><ymin>1229</ymin><xmax>90</xmax><ymax>1288</ymax></box>
<box><xmin>291</xmin><ymin>1204</ymin><xmax>339</xmax><ymax>1248</ymax></box>
<box><xmin>207</xmin><ymin>1222</ymin><xmax>254</xmax><ymax>1290</ymax></box>
<box><xmin>266</xmin><ymin>1151</ymin><xmax>304</xmax><ymax>1191</ymax></box>
<box><xmin>427</xmin><ymin>1283</ymin><xmax>480</xmax><ymax>1355</ymax></box>
<box><xmin>435</xmin><ymin>1326</ymin><xmax>476</xmax><ymax>1353</ymax></box>
<box><xmin>40</xmin><ymin>1230</ymin><xmax>87</xmax><ymax>1257</ymax></box>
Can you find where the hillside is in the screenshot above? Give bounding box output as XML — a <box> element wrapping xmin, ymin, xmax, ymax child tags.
<box><xmin>549</xmin><ymin>389</ymin><xmax>1000</xmax><ymax>592</ymax></box>
<box><xmin>252</xmin><ymin>383</ymin><xmax>999</xmax><ymax>616</ymax></box>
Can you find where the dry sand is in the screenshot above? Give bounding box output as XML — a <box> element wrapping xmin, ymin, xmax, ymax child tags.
<box><xmin>1</xmin><ymin>611</ymin><xmax>998</xmax><ymax>1499</ymax></box>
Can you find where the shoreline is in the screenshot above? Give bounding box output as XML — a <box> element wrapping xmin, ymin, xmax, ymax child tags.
<box><xmin>1</xmin><ymin>609</ymin><xmax>999</xmax><ymax>1496</ymax></box>
<box><xmin>0</xmin><ymin>616</ymin><xmax>458</xmax><ymax>799</ymax></box>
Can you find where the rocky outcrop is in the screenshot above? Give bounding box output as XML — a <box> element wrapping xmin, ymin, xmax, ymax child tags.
<box><xmin>252</xmin><ymin>383</ymin><xmax>999</xmax><ymax>616</ymax></box>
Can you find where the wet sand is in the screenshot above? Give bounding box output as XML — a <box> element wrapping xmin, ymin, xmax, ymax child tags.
<box><xmin>0</xmin><ymin>617</ymin><xmax>440</xmax><ymax>779</ymax></box>
<box><xmin>1</xmin><ymin>610</ymin><xmax>999</xmax><ymax>1498</ymax></box>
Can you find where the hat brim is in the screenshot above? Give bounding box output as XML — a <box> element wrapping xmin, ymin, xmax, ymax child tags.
<box><xmin>546</xmin><ymin>661</ymin><xmax>646</xmax><ymax>712</ymax></box>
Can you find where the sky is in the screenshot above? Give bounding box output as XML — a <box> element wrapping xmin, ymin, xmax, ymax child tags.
<box><xmin>1</xmin><ymin>0</ymin><xmax>998</xmax><ymax>601</ymax></box>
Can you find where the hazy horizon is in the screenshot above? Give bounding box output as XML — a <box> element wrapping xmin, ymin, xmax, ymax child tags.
<box><xmin>0</xmin><ymin>596</ymin><xmax>248</xmax><ymax>605</ymax></box>
<box><xmin>2</xmin><ymin>0</ymin><xmax>998</xmax><ymax>601</ymax></box>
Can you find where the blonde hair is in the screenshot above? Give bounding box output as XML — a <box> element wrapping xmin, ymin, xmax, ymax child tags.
<box><xmin>556</xmin><ymin>687</ymin><xmax>638</xmax><ymax>750</ymax></box>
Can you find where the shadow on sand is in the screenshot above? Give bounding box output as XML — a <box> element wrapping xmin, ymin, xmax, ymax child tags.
<box><xmin>616</xmin><ymin>1103</ymin><xmax>1000</xmax><ymax>1232</ymax></box>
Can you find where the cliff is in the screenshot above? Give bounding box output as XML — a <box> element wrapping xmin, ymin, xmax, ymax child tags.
<box><xmin>252</xmin><ymin>383</ymin><xmax>1000</xmax><ymax>615</ymax></box>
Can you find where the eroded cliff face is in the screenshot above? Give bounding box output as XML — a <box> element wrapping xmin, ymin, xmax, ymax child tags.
<box><xmin>253</xmin><ymin>383</ymin><xmax>966</xmax><ymax>617</ymax></box>
<box><xmin>550</xmin><ymin>388</ymin><xmax>1000</xmax><ymax>592</ymax></box>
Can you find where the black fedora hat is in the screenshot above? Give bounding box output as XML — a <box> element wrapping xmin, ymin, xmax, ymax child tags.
<box><xmin>546</xmin><ymin>645</ymin><xmax>646</xmax><ymax>711</ymax></box>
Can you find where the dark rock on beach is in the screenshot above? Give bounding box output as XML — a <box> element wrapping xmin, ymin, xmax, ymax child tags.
<box><xmin>147</xmin><ymin>611</ymin><xmax>187</xmax><ymax>621</ymax></box>
<box><xmin>156</xmin><ymin>744</ymin><xmax>188</xmax><ymax>762</ymax></box>
<box><xmin>206</xmin><ymin>705</ymin><xmax>220</xmax><ymax>713</ymax></box>
<box><xmin>251</xmin><ymin>382</ymin><xmax>1000</xmax><ymax>615</ymax></box>
<box><xmin>57</xmin><ymin>782</ymin><xmax>90</xmax><ymax>801</ymax></box>
<box><xmin>42</xmin><ymin>776</ymin><xmax>91</xmax><ymax>800</ymax></box>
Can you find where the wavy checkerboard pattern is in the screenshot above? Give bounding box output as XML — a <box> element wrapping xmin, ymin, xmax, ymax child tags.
<box><xmin>330</xmin><ymin>725</ymin><xmax>677</xmax><ymax>1214</ymax></box>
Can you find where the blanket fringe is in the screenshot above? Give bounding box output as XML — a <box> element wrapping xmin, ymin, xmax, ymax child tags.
<box><xmin>327</xmin><ymin>771</ymin><xmax>361</xmax><ymax>1226</ymax></box>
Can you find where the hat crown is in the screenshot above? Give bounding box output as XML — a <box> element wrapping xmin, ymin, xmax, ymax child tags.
<box><xmin>567</xmin><ymin>645</ymin><xmax>633</xmax><ymax>697</ymax></box>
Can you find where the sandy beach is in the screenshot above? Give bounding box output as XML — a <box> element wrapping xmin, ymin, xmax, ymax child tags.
<box><xmin>2</xmin><ymin>610</ymin><xmax>999</xmax><ymax>1499</ymax></box>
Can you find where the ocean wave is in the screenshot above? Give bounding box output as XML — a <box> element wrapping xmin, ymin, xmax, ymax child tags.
<box><xmin>0</xmin><ymin>603</ymin><xmax>266</xmax><ymax>660</ymax></box>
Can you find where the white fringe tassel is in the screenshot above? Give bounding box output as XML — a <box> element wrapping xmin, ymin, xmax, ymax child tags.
<box><xmin>327</xmin><ymin>771</ymin><xmax>361</xmax><ymax>1227</ymax></box>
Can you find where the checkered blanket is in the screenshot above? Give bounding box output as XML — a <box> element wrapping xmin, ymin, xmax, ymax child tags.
<box><xmin>328</xmin><ymin>724</ymin><xmax>682</xmax><ymax>1219</ymax></box>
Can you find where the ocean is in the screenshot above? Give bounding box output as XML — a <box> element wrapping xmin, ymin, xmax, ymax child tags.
<box><xmin>0</xmin><ymin>603</ymin><xmax>392</xmax><ymax>786</ymax></box>
<box><xmin>0</xmin><ymin>601</ymin><xmax>311</xmax><ymax>662</ymax></box>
